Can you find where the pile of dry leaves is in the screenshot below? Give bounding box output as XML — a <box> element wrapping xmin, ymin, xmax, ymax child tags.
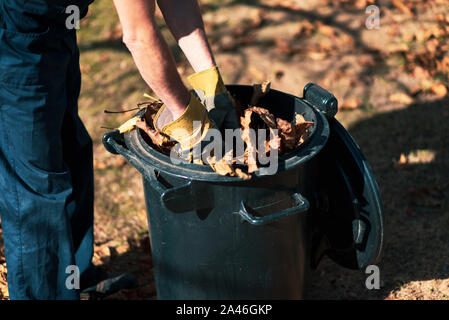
<box><xmin>133</xmin><ymin>81</ymin><xmax>313</xmax><ymax>179</ymax></box>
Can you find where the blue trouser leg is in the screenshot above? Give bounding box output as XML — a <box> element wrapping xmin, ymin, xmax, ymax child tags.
<box><xmin>0</xmin><ymin>28</ymin><xmax>94</xmax><ymax>299</ymax></box>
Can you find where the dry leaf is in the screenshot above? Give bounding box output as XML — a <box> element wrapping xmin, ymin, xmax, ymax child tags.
<box><xmin>385</xmin><ymin>42</ymin><xmax>409</xmax><ymax>54</ymax></box>
<box><xmin>241</xmin><ymin>109</ymin><xmax>259</xmax><ymax>173</ymax></box>
<box><xmin>248</xmin><ymin>9</ymin><xmax>266</xmax><ymax>28</ymax></box>
<box><xmin>394</xmin><ymin>153</ymin><xmax>409</xmax><ymax>170</ymax></box>
<box><xmin>248</xmin><ymin>66</ymin><xmax>266</xmax><ymax>81</ymax></box>
<box><xmin>392</xmin><ymin>0</ymin><xmax>414</xmax><ymax>18</ymax></box>
<box><xmin>426</xmin><ymin>38</ymin><xmax>439</xmax><ymax>54</ymax></box>
<box><xmin>246</xmin><ymin>106</ymin><xmax>277</xmax><ymax>128</ymax></box>
<box><xmin>294</xmin><ymin>20</ymin><xmax>315</xmax><ymax>38</ymax></box>
<box><xmin>398</xmin><ymin>153</ymin><xmax>407</xmax><ymax>165</ymax></box>
<box><xmin>249</xmin><ymin>81</ymin><xmax>271</xmax><ymax>106</ymax></box>
<box><xmin>340</xmin><ymin>98</ymin><xmax>360</xmax><ymax>110</ymax></box>
<box><xmin>235</xmin><ymin>168</ymin><xmax>251</xmax><ymax>180</ymax></box>
<box><xmin>307</xmin><ymin>51</ymin><xmax>327</xmax><ymax>61</ymax></box>
<box><xmin>136</xmin><ymin>119</ymin><xmax>176</xmax><ymax>153</ymax></box>
<box><xmin>389</xmin><ymin>92</ymin><xmax>414</xmax><ymax>105</ymax></box>
<box><xmin>412</xmin><ymin>66</ymin><xmax>431</xmax><ymax>80</ymax></box>
<box><xmin>316</xmin><ymin>22</ymin><xmax>335</xmax><ymax>37</ymax></box>
<box><xmin>207</xmin><ymin>155</ymin><xmax>235</xmax><ymax>176</ymax></box>
<box><xmin>294</xmin><ymin>114</ymin><xmax>314</xmax><ymax>145</ymax></box>
<box><xmin>277</xmin><ymin>115</ymin><xmax>314</xmax><ymax>151</ymax></box>
<box><xmin>274</xmin><ymin>38</ymin><xmax>295</xmax><ymax>55</ymax></box>
<box><xmin>436</xmin><ymin>56</ymin><xmax>449</xmax><ymax>73</ymax></box>
<box><xmin>430</xmin><ymin>83</ymin><xmax>448</xmax><ymax>97</ymax></box>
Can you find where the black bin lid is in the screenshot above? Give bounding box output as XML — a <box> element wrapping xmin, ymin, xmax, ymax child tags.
<box><xmin>313</xmin><ymin>118</ymin><xmax>384</xmax><ymax>270</ymax></box>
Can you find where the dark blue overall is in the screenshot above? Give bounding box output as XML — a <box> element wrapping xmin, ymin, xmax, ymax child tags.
<box><xmin>0</xmin><ymin>0</ymin><xmax>94</xmax><ymax>299</ymax></box>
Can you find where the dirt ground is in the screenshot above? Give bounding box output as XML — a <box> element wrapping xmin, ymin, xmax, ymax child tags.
<box><xmin>1</xmin><ymin>0</ymin><xmax>449</xmax><ymax>300</ymax></box>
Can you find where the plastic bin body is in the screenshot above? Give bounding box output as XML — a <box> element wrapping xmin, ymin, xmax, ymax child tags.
<box><xmin>143</xmin><ymin>162</ymin><xmax>315</xmax><ymax>299</ymax></box>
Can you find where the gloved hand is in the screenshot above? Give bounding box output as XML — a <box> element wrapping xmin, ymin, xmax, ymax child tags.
<box><xmin>153</xmin><ymin>92</ymin><xmax>213</xmax><ymax>159</ymax></box>
<box><xmin>187</xmin><ymin>66</ymin><xmax>240</xmax><ymax>130</ymax></box>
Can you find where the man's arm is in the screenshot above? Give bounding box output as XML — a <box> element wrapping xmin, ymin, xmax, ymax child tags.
<box><xmin>156</xmin><ymin>0</ymin><xmax>216</xmax><ymax>73</ymax></box>
<box><xmin>112</xmin><ymin>0</ymin><xmax>189</xmax><ymax>120</ymax></box>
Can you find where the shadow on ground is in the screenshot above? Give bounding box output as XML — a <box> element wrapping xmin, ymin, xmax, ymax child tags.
<box><xmin>307</xmin><ymin>97</ymin><xmax>449</xmax><ymax>299</ymax></box>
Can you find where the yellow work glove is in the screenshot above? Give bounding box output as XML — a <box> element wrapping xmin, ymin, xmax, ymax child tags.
<box><xmin>153</xmin><ymin>92</ymin><xmax>213</xmax><ymax>152</ymax></box>
<box><xmin>187</xmin><ymin>66</ymin><xmax>240</xmax><ymax>129</ymax></box>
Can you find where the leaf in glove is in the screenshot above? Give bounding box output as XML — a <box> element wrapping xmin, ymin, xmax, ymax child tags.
<box><xmin>135</xmin><ymin>101</ymin><xmax>176</xmax><ymax>154</ymax></box>
<box><xmin>241</xmin><ymin>108</ymin><xmax>259</xmax><ymax>173</ymax></box>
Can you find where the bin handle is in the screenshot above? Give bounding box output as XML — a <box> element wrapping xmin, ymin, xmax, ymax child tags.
<box><xmin>238</xmin><ymin>193</ymin><xmax>309</xmax><ymax>226</ymax></box>
<box><xmin>148</xmin><ymin>169</ymin><xmax>211</xmax><ymax>213</ymax></box>
<box><xmin>103</xmin><ymin>130</ymin><xmax>153</xmax><ymax>178</ymax></box>
<box><xmin>103</xmin><ymin>131</ymin><xmax>197</xmax><ymax>212</ymax></box>
<box><xmin>146</xmin><ymin>169</ymin><xmax>194</xmax><ymax>207</ymax></box>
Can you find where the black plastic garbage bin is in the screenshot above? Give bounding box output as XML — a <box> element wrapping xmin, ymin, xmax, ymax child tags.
<box><xmin>103</xmin><ymin>84</ymin><xmax>384</xmax><ymax>299</ymax></box>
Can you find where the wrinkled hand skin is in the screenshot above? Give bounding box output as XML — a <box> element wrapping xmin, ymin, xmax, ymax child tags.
<box><xmin>194</xmin><ymin>89</ymin><xmax>240</xmax><ymax>129</ymax></box>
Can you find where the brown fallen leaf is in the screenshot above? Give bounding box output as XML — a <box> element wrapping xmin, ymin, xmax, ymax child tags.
<box><xmin>93</xmin><ymin>159</ymin><xmax>108</xmax><ymax>170</ymax></box>
<box><xmin>412</xmin><ymin>66</ymin><xmax>431</xmax><ymax>80</ymax></box>
<box><xmin>385</xmin><ymin>42</ymin><xmax>409</xmax><ymax>54</ymax></box>
<box><xmin>392</xmin><ymin>0</ymin><xmax>414</xmax><ymax>18</ymax></box>
<box><xmin>246</xmin><ymin>106</ymin><xmax>277</xmax><ymax>128</ymax></box>
<box><xmin>249</xmin><ymin>80</ymin><xmax>271</xmax><ymax>106</ymax></box>
<box><xmin>247</xmin><ymin>9</ymin><xmax>266</xmax><ymax>28</ymax></box>
<box><xmin>394</xmin><ymin>153</ymin><xmax>410</xmax><ymax>170</ymax></box>
<box><xmin>307</xmin><ymin>51</ymin><xmax>327</xmax><ymax>61</ymax></box>
<box><xmin>436</xmin><ymin>56</ymin><xmax>449</xmax><ymax>74</ymax></box>
<box><xmin>248</xmin><ymin>66</ymin><xmax>266</xmax><ymax>82</ymax></box>
<box><xmin>430</xmin><ymin>83</ymin><xmax>448</xmax><ymax>98</ymax></box>
<box><xmin>241</xmin><ymin>109</ymin><xmax>259</xmax><ymax>173</ymax></box>
<box><xmin>389</xmin><ymin>92</ymin><xmax>414</xmax><ymax>105</ymax></box>
<box><xmin>207</xmin><ymin>156</ymin><xmax>235</xmax><ymax>176</ymax></box>
<box><xmin>265</xmin><ymin>127</ymin><xmax>281</xmax><ymax>154</ymax></box>
<box><xmin>294</xmin><ymin>114</ymin><xmax>314</xmax><ymax>146</ymax></box>
<box><xmin>276</xmin><ymin>114</ymin><xmax>314</xmax><ymax>152</ymax></box>
<box><xmin>136</xmin><ymin>119</ymin><xmax>176</xmax><ymax>153</ymax></box>
<box><xmin>274</xmin><ymin>38</ymin><xmax>295</xmax><ymax>55</ymax></box>
<box><xmin>132</xmin><ymin>101</ymin><xmax>177</xmax><ymax>154</ymax></box>
<box><xmin>340</xmin><ymin>98</ymin><xmax>360</xmax><ymax>110</ymax></box>
<box><xmin>294</xmin><ymin>19</ymin><xmax>315</xmax><ymax>39</ymax></box>
<box><xmin>235</xmin><ymin>168</ymin><xmax>252</xmax><ymax>180</ymax></box>
<box><xmin>426</xmin><ymin>38</ymin><xmax>439</xmax><ymax>54</ymax></box>
<box><xmin>316</xmin><ymin>21</ymin><xmax>335</xmax><ymax>37</ymax></box>
<box><xmin>277</xmin><ymin>118</ymin><xmax>297</xmax><ymax>150</ymax></box>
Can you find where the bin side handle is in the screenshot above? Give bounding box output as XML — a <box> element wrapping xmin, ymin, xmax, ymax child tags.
<box><xmin>104</xmin><ymin>131</ymin><xmax>206</xmax><ymax>213</ymax></box>
<box><xmin>147</xmin><ymin>169</ymin><xmax>194</xmax><ymax>206</ymax></box>
<box><xmin>146</xmin><ymin>167</ymin><xmax>208</xmax><ymax>213</ymax></box>
<box><xmin>238</xmin><ymin>193</ymin><xmax>309</xmax><ymax>226</ymax></box>
<box><xmin>103</xmin><ymin>130</ymin><xmax>153</xmax><ymax>178</ymax></box>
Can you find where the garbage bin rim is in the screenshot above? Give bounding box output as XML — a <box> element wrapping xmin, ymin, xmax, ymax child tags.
<box><xmin>124</xmin><ymin>85</ymin><xmax>330</xmax><ymax>182</ymax></box>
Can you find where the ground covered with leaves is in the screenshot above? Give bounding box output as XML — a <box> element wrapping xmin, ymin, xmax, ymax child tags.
<box><xmin>0</xmin><ymin>0</ymin><xmax>448</xmax><ymax>300</ymax></box>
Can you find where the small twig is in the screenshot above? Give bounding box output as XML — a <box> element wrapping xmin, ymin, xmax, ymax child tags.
<box><xmin>104</xmin><ymin>106</ymin><xmax>142</xmax><ymax>114</ymax></box>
